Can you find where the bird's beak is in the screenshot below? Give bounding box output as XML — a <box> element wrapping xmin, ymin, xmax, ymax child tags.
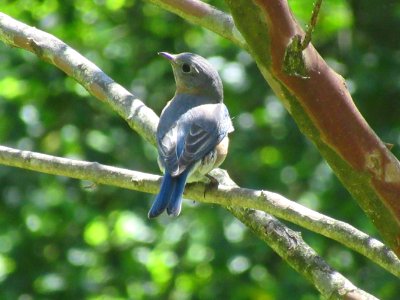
<box><xmin>158</xmin><ymin>52</ymin><xmax>176</xmax><ymax>63</ymax></box>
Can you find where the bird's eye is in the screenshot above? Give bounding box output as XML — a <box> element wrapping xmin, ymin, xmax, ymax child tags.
<box><xmin>181</xmin><ymin>63</ymin><xmax>191</xmax><ymax>73</ymax></box>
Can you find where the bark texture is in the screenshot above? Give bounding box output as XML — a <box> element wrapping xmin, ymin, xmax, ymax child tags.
<box><xmin>224</xmin><ymin>0</ymin><xmax>400</xmax><ymax>255</ymax></box>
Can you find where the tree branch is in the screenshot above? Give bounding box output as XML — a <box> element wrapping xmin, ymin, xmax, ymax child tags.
<box><xmin>0</xmin><ymin>11</ymin><xmax>393</xmax><ymax>296</ymax></box>
<box><xmin>230</xmin><ymin>209</ymin><xmax>378</xmax><ymax>299</ymax></box>
<box><xmin>0</xmin><ymin>146</ymin><xmax>381</xmax><ymax>298</ymax></box>
<box><xmin>143</xmin><ymin>0</ymin><xmax>247</xmax><ymax>49</ymax></box>
<box><xmin>0</xmin><ymin>145</ymin><xmax>160</xmax><ymax>194</ymax></box>
<box><xmin>217</xmin><ymin>0</ymin><xmax>400</xmax><ymax>255</ymax></box>
<box><xmin>0</xmin><ymin>12</ymin><xmax>159</xmax><ymax>147</ymax></box>
<box><xmin>0</xmin><ymin>144</ymin><xmax>398</xmax><ymax>279</ymax></box>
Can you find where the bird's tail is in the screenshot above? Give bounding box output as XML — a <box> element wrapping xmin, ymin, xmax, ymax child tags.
<box><xmin>148</xmin><ymin>170</ymin><xmax>189</xmax><ymax>218</ymax></box>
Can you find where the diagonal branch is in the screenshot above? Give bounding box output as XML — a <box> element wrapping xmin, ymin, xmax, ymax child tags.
<box><xmin>219</xmin><ymin>0</ymin><xmax>400</xmax><ymax>255</ymax></box>
<box><xmin>0</xmin><ymin>144</ymin><xmax>398</xmax><ymax>278</ymax></box>
<box><xmin>143</xmin><ymin>0</ymin><xmax>247</xmax><ymax>49</ymax></box>
<box><xmin>230</xmin><ymin>209</ymin><xmax>378</xmax><ymax>299</ymax></box>
<box><xmin>0</xmin><ymin>12</ymin><xmax>159</xmax><ymax>147</ymax></box>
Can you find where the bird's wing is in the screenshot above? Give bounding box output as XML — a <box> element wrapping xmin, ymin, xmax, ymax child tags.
<box><xmin>158</xmin><ymin>104</ymin><xmax>231</xmax><ymax>176</ymax></box>
<box><xmin>158</xmin><ymin>122</ymin><xmax>180</xmax><ymax>173</ymax></box>
<box><xmin>176</xmin><ymin>122</ymin><xmax>220</xmax><ymax>174</ymax></box>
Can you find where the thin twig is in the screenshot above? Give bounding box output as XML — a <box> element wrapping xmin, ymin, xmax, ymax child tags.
<box><xmin>302</xmin><ymin>0</ymin><xmax>323</xmax><ymax>49</ymax></box>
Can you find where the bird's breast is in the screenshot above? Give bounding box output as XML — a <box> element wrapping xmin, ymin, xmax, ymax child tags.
<box><xmin>214</xmin><ymin>135</ymin><xmax>229</xmax><ymax>168</ymax></box>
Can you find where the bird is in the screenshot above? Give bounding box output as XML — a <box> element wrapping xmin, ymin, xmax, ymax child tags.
<box><xmin>148</xmin><ymin>52</ymin><xmax>234</xmax><ymax>218</ymax></box>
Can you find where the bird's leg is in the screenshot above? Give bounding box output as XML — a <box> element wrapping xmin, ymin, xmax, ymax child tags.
<box><xmin>203</xmin><ymin>174</ymin><xmax>219</xmax><ymax>198</ymax></box>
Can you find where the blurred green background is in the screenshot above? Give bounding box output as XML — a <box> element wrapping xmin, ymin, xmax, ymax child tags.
<box><xmin>0</xmin><ymin>0</ymin><xmax>399</xmax><ymax>299</ymax></box>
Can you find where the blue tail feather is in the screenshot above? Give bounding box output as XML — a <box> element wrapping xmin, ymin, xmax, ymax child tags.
<box><xmin>148</xmin><ymin>174</ymin><xmax>176</xmax><ymax>219</ymax></box>
<box><xmin>167</xmin><ymin>170</ymin><xmax>189</xmax><ymax>217</ymax></box>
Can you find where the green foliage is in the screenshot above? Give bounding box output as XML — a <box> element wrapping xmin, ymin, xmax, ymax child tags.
<box><xmin>0</xmin><ymin>0</ymin><xmax>398</xmax><ymax>299</ymax></box>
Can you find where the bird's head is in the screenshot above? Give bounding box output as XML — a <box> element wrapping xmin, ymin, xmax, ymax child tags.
<box><xmin>158</xmin><ymin>52</ymin><xmax>223</xmax><ymax>102</ymax></box>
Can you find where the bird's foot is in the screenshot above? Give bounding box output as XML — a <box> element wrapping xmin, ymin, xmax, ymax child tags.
<box><xmin>203</xmin><ymin>174</ymin><xmax>219</xmax><ymax>198</ymax></box>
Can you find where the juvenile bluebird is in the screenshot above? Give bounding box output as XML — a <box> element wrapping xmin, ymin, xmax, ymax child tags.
<box><xmin>148</xmin><ymin>52</ymin><xmax>234</xmax><ymax>218</ymax></box>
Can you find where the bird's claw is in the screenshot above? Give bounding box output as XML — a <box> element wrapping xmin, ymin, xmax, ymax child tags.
<box><xmin>203</xmin><ymin>174</ymin><xmax>219</xmax><ymax>198</ymax></box>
